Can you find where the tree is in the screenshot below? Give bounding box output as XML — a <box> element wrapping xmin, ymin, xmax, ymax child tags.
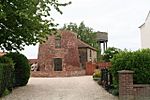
<box><xmin>0</xmin><ymin>0</ymin><xmax>71</xmax><ymax>51</ymax></box>
<box><xmin>102</xmin><ymin>47</ymin><xmax>121</xmax><ymax>62</ymax></box>
<box><xmin>62</xmin><ymin>22</ymin><xmax>99</xmax><ymax>49</ymax></box>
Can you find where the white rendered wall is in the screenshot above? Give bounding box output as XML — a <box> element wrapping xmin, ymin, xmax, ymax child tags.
<box><xmin>140</xmin><ymin>15</ymin><xmax>150</xmax><ymax>48</ymax></box>
<box><xmin>87</xmin><ymin>48</ymin><xmax>97</xmax><ymax>62</ymax></box>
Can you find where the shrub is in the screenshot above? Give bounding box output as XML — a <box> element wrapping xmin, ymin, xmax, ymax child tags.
<box><xmin>5</xmin><ymin>52</ymin><xmax>31</xmax><ymax>87</ymax></box>
<box><xmin>103</xmin><ymin>47</ymin><xmax>121</xmax><ymax>62</ymax></box>
<box><xmin>109</xmin><ymin>88</ymin><xmax>119</xmax><ymax>96</ymax></box>
<box><xmin>93</xmin><ymin>69</ymin><xmax>101</xmax><ymax>81</ymax></box>
<box><xmin>110</xmin><ymin>49</ymin><xmax>150</xmax><ymax>87</ymax></box>
<box><xmin>93</xmin><ymin>70</ymin><xmax>101</xmax><ymax>77</ymax></box>
<box><xmin>0</xmin><ymin>56</ymin><xmax>14</xmax><ymax>97</ymax></box>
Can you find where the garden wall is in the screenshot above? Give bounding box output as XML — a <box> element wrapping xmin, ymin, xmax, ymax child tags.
<box><xmin>118</xmin><ymin>70</ymin><xmax>150</xmax><ymax>100</ymax></box>
<box><xmin>85</xmin><ymin>62</ymin><xmax>111</xmax><ymax>75</ymax></box>
<box><xmin>31</xmin><ymin>70</ymin><xmax>85</xmax><ymax>77</ymax></box>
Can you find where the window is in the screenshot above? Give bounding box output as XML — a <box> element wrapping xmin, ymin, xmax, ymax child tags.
<box><xmin>54</xmin><ymin>58</ymin><xmax>62</xmax><ymax>71</ymax></box>
<box><xmin>55</xmin><ymin>37</ymin><xmax>61</xmax><ymax>48</ymax></box>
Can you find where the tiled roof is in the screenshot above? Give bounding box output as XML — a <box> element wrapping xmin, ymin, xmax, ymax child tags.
<box><xmin>77</xmin><ymin>39</ymin><xmax>97</xmax><ymax>51</ymax></box>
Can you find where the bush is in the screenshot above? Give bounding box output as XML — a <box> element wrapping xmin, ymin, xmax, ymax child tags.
<box><xmin>5</xmin><ymin>52</ymin><xmax>31</xmax><ymax>87</ymax></box>
<box><xmin>93</xmin><ymin>71</ymin><xmax>101</xmax><ymax>77</ymax></box>
<box><xmin>93</xmin><ymin>69</ymin><xmax>101</xmax><ymax>81</ymax></box>
<box><xmin>103</xmin><ymin>47</ymin><xmax>121</xmax><ymax>62</ymax></box>
<box><xmin>0</xmin><ymin>56</ymin><xmax>14</xmax><ymax>97</ymax></box>
<box><xmin>110</xmin><ymin>49</ymin><xmax>150</xmax><ymax>87</ymax></box>
<box><xmin>108</xmin><ymin>88</ymin><xmax>119</xmax><ymax>96</ymax></box>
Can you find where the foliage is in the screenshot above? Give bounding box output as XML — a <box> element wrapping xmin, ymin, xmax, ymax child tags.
<box><xmin>2</xmin><ymin>88</ymin><xmax>11</xmax><ymax>97</ymax></box>
<box><xmin>5</xmin><ymin>52</ymin><xmax>30</xmax><ymax>87</ymax></box>
<box><xmin>103</xmin><ymin>47</ymin><xmax>121</xmax><ymax>62</ymax></box>
<box><xmin>0</xmin><ymin>0</ymin><xmax>71</xmax><ymax>51</ymax></box>
<box><xmin>93</xmin><ymin>69</ymin><xmax>101</xmax><ymax>81</ymax></box>
<box><xmin>108</xmin><ymin>88</ymin><xmax>119</xmax><ymax>96</ymax></box>
<box><xmin>0</xmin><ymin>56</ymin><xmax>14</xmax><ymax>97</ymax></box>
<box><xmin>62</xmin><ymin>22</ymin><xmax>99</xmax><ymax>49</ymax></box>
<box><xmin>93</xmin><ymin>69</ymin><xmax>101</xmax><ymax>77</ymax></box>
<box><xmin>110</xmin><ymin>49</ymin><xmax>150</xmax><ymax>87</ymax></box>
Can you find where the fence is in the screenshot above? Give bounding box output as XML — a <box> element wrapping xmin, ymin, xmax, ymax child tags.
<box><xmin>118</xmin><ymin>70</ymin><xmax>150</xmax><ymax>100</ymax></box>
<box><xmin>100</xmin><ymin>68</ymin><xmax>113</xmax><ymax>90</ymax></box>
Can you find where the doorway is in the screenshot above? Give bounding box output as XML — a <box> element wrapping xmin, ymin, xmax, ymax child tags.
<box><xmin>54</xmin><ymin>58</ymin><xmax>62</xmax><ymax>71</ymax></box>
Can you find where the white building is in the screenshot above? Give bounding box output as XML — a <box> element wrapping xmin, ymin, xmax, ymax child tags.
<box><xmin>139</xmin><ymin>11</ymin><xmax>150</xmax><ymax>48</ymax></box>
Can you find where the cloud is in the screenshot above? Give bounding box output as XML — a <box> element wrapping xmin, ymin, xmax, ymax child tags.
<box><xmin>21</xmin><ymin>0</ymin><xmax>150</xmax><ymax>58</ymax></box>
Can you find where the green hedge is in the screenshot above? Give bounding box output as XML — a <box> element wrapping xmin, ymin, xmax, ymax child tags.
<box><xmin>110</xmin><ymin>49</ymin><xmax>150</xmax><ymax>86</ymax></box>
<box><xmin>5</xmin><ymin>52</ymin><xmax>31</xmax><ymax>87</ymax></box>
<box><xmin>0</xmin><ymin>57</ymin><xmax>14</xmax><ymax>97</ymax></box>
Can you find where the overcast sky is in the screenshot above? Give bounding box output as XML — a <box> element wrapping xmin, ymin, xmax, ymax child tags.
<box><xmin>21</xmin><ymin>0</ymin><xmax>150</xmax><ymax>59</ymax></box>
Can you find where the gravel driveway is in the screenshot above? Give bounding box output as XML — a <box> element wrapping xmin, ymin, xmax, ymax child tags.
<box><xmin>1</xmin><ymin>76</ymin><xmax>118</xmax><ymax>100</ymax></box>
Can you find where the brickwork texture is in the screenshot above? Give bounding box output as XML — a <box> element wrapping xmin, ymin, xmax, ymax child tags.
<box><xmin>118</xmin><ymin>70</ymin><xmax>150</xmax><ymax>100</ymax></box>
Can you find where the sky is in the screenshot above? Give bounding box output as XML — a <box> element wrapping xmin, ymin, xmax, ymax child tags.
<box><xmin>21</xmin><ymin>0</ymin><xmax>150</xmax><ymax>59</ymax></box>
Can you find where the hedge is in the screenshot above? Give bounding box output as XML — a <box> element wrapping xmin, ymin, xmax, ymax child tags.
<box><xmin>5</xmin><ymin>52</ymin><xmax>31</xmax><ymax>87</ymax></box>
<box><xmin>110</xmin><ymin>49</ymin><xmax>150</xmax><ymax>86</ymax></box>
<box><xmin>0</xmin><ymin>57</ymin><xmax>14</xmax><ymax>97</ymax></box>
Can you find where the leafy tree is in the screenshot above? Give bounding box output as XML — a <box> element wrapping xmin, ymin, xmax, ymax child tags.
<box><xmin>103</xmin><ymin>47</ymin><xmax>121</xmax><ymax>62</ymax></box>
<box><xmin>62</xmin><ymin>22</ymin><xmax>99</xmax><ymax>48</ymax></box>
<box><xmin>0</xmin><ymin>0</ymin><xmax>71</xmax><ymax>51</ymax></box>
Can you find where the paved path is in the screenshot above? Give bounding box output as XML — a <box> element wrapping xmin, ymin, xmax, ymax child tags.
<box><xmin>1</xmin><ymin>76</ymin><xmax>118</xmax><ymax>100</ymax></box>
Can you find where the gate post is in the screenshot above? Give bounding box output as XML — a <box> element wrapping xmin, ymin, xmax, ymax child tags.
<box><xmin>118</xmin><ymin>70</ymin><xmax>134</xmax><ymax>100</ymax></box>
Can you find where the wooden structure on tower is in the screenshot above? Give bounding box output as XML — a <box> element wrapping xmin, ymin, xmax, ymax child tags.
<box><xmin>96</xmin><ymin>32</ymin><xmax>108</xmax><ymax>54</ymax></box>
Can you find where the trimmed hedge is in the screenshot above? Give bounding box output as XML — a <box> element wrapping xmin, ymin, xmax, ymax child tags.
<box><xmin>110</xmin><ymin>49</ymin><xmax>150</xmax><ymax>86</ymax></box>
<box><xmin>0</xmin><ymin>57</ymin><xmax>14</xmax><ymax>97</ymax></box>
<box><xmin>5</xmin><ymin>52</ymin><xmax>31</xmax><ymax>87</ymax></box>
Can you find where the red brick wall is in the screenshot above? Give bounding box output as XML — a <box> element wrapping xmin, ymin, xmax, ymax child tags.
<box><xmin>118</xmin><ymin>70</ymin><xmax>150</xmax><ymax>100</ymax></box>
<box><xmin>97</xmin><ymin>62</ymin><xmax>111</xmax><ymax>69</ymax></box>
<box><xmin>118</xmin><ymin>70</ymin><xmax>134</xmax><ymax>100</ymax></box>
<box><xmin>37</xmin><ymin>30</ymin><xmax>81</xmax><ymax>76</ymax></box>
<box><xmin>31</xmin><ymin>70</ymin><xmax>85</xmax><ymax>77</ymax></box>
<box><xmin>28</xmin><ymin>59</ymin><xmax>38</xmax><ymax>64</ymax></box>
<box><xmin>85</xmin><ymin>62</ymin><xmax>111</xmax><ymax>75</ymax></box>
<box><xmin>133</xmin><ymin>85</ymin><xmax>150</xmax><ymax>100</ymax></box>
<box><xmin>86</xmin><ymin>62</ymin><xmax>96</xmax><ymax>75</ymax></box>
<box><xmin>61</xmin><ymin>31</ymin><xmax>80</xmax><ymax>67</ymax></box>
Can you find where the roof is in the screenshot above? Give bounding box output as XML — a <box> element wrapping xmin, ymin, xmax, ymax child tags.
<box><xmin>145</xmin><ymin>11</ymin><xmax>150</xmax><ymax>22</ymax></box>
<box><xmin>139</xmin><ymin>23</ymin><xmax>145</xmax><ymax>28</ymax></box>
<box><xmin>139</xmin><ymin>11</ymin><xmax>150</xmax><ymax>28</ymax></box>
<box><xmin>77</xmin><ymin>39</ymin><xmax>97</xmax><ymax>51</ymax></box>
